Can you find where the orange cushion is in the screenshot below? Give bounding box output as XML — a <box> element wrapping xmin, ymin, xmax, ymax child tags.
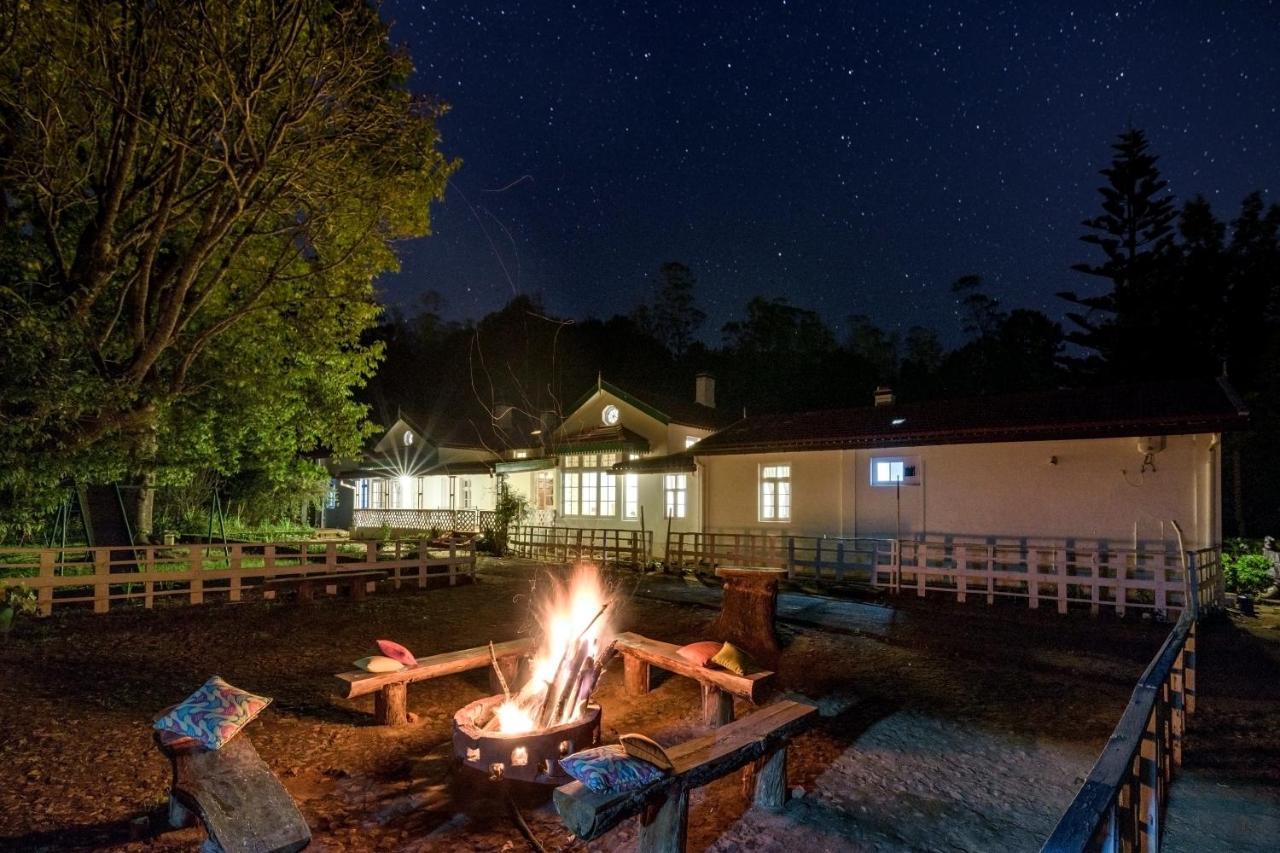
<box><xmin>676</xmin><ymin>641</ymin><xmax>722</xmax><ymax>666</ymax></box>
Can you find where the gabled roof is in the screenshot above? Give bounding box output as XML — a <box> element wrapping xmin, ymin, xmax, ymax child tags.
<box><xmin>569</xmin><ymin>379</ymin><xmax>736</xmax><ymax>431</ymax></box>
<box><xmin>691</xmin><ymin>379</ymin><xmax>1249</xmax><ymax>455</ymax></box>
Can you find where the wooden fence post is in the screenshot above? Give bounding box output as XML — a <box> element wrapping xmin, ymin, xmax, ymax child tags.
<box><xmin>189</xmin><ymin>546</ymin><xmax>203</xmax><ymax>606</ymax></box>
<box><xmin>1184</xmin><ymin>623</ymin><xmax>1196</xmax><ymax>715</ymax></box>
<box><xmin>93</xmin><ymin>548</ymin><xmax>110</xmax><ymax>613</ymax></box>
<box><xmin>1028</xmin><ymin>548</ymin><xmax>1040</xmax><ymax>609</ymax></box>
<box><xmin>228</xmin><ymin>545</ymin><xmax>242</xmax><ymax>603</ymax></box>
<box><xmin>37</xmin><ymin>549</ymin><xmax>55</xmax><ymax>616</ymax></box>
<box><xmin>954</xmin><ymin>544</ymin><xmax>967</xmax><ymax>604</ymax></box>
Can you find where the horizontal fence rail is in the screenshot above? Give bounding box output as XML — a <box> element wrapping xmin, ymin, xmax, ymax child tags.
<box><xmin>352</xmin><ymin>508</ymin><xmax>497</xmax><ymax>536</ymax></box>
<box><xmin>509</xmin><ymin>525</ymin><xmax>652</xmax><ymax>567</ymax></box>
<box><xmin>1043</xmin><ymin>611</ymin><xmax>1198</xmax><ymax>851</ymax></box>
<box><xmin>666</xmin><ymin>532</ymin><xmax>1223</xmax><ymax>619</ymax></box>
<box><xmin>0</xmin><ymin>539</ymin><xmax>476</xmax><ymax>616</ymax></box>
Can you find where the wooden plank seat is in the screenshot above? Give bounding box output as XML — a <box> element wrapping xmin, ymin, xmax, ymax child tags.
<box><xmin>429</xmin><ymin>531</ymin><xmax>480</xmax><ymax>549</ymax></box>
<box><xmin>613</xmin><ymin>631</ymin><xmax>773</xmax><ymax>727</ymax></box>
<box><xmin>154</xmin><ymin>727</ymin><xmax>310</xmax><ymax>853</ymax></box>
<box><xmin>262</xmin><ymin>570</ymin><xmax>386</xmax><ymax>603</ymax></box>
<box><xmin>554</xmin><ymin>699</ymin><xmax>818</xmax><ymax>853</ymax></box>
<box><xmin>334</xmin><ymin>637</ymin><xmax>537</xmax><ymax>726</ymax></box>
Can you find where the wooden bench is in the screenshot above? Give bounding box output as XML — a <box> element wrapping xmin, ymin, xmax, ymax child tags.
<box><xmin>554</xmin><ymin>699</ymin><xmax>818</xmax><ymax>853</ymax></box>
<box><xmin>154</xmin><ymin>728</ymin><xmax>310</xmax><ymax>853</ymax></box>
<box><xmin>613</xmin><ymin>631</ymin><xmax>773</xmax><ymax>727</ymax></box>
<box><xmin>334</xmin><ymin>637</ymin><xmax>537</xmax><ymax>726</ymax></box>
<box><xmin>262</xmin><ymin>570</ymin><xmax>386</xmax><ymax>603</ymax></box>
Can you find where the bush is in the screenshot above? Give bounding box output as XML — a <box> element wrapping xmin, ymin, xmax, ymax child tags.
<box><xmin>1224</xmin><ymin>553</ymin><xmax>1275</xmax><ymax>595</ymax></box>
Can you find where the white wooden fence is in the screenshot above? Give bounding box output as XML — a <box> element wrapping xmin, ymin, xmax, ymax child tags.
<box><xmin>665</xmin><ymin>531</ymin><xmax>1224</xmax><ymax>618</ymax></box>
<box><xmin>352</xmin><ymin>508</ymin><xmax>497</xmax><ymax>535</ymax></box>
<box><xmin>0</xmin><ymin>539</ymin><xmax>476</xmax><ymax>616</ymax></box>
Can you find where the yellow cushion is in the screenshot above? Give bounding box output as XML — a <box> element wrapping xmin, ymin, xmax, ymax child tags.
<box><xmin>710</xmin><ymin>642</ymin><xmax>754</xmax><ymax>676</ymax></box>
<box><xmin>354</xmin><ymin>655</ymin><xmax>405</xmax><ymax>673</ymax></box>
<box><xmin>619</xmin><ymin>733</ymin><xmax>673</xmax><ymax>771</ymax></box>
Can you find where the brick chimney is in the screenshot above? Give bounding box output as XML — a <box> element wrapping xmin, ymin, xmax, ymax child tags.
<box><xmin>874</xmin><ymin>385</ymin><xmax>895</xmax><ymax>407</ymax></box>
<box><xmin>695</xmin><ymin>372</ymin><xmax>716</xmax><ymax>408</ymax></box>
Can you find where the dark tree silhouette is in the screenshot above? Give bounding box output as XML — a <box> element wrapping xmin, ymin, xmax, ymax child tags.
<box><xmin>1059</xmin><ymin>129</ymin><xmax>1178</xmax><ymax>378</ymax></box>
<box><xmin>633</xmin><ymin>262</ymin><xmax>707</xmax><ymax>358</ymax></box>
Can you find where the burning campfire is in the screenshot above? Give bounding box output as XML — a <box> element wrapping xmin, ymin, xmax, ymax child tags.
<box><xmin>453</xmin><ymin>563</ymin><xmax>617</xmax><ymax>784</ymax></box>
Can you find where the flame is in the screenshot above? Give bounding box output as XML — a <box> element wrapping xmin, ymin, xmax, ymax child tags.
<box><xmin>492</xmin><ymin>563</ymin><xmax>611</xmax><ymax>733</ymax></box>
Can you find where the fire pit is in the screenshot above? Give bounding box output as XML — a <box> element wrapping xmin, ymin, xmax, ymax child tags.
<box><xmin>453</xmin><ymin>694</ymin><xmax>602</xmax><ymax>784</ymax></box>
<box><xmin>451</xmin><ymin>563</ymin><xmax>615</xmax><ymax>786</ymax></box>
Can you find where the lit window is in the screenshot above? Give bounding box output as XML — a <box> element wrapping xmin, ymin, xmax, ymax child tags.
<box><xmin>357</xmin><ymin>479</ymin><xmax>370</xmax><ymax>509</ymax></box>
<box><xmin>561</xmin><ymin>454</ymin><xmax>616</xmax><ymax>517</ymax></box>
<box><xmin>684</xmin><ymin>435</ymin><xmax>699</xmax><ymax>449</ymax></box>
<box><xmin>871</xmin><ymin>456</ymin><xmax>920</xmax><ymax>486</ymax></box>
<box><xmin>599</xmin><ymin>472</ymin><xmax>617</xmax><ymax>516</ymax></box>
<box><xmin>759</xmin><ymin>464</ymin><xmax>791</xmax><ymax>522</ymax></box>
<box><xmin>514</xmin><ymin>450</ymin><xmax>528</xmax><ymax>459</ymax></box>
<box><xmin>623</xmin><ymin>474</ymin><xmax>640</xmax><ymax>519</ymax></box>
<box><xmin>664</xmin><ymin>474</ymin><xmax>688</xmax><ymax>519</ymax></box>
<box><xmin>562</xmin><ymin>472</ymin><xmax>580</xmax><ymax>514</ymax></box>
<box><xmin>535</xmin><ymin>471</ymin><xmax>555</xmax><ymax>510</ymax></box>
<box><xmin>460</xmin><ymin>478</ymin><xmax>473</xmax><ymax>509</ymax></box>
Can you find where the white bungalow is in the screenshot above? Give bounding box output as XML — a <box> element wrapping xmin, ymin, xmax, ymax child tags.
<box><xmin>680</xmin><ymin>379</ymin><xmax>1247</xmax><ymax>555</ymax></box>
<box><xmin>325</xmin><ymin>413</ymin><xmax>506</xmax><ymax>535</ymax></box>
<box><xmin>498</xmin><ymin>375</ymin><xmax>734</xmax><ymax>553</ymax></box>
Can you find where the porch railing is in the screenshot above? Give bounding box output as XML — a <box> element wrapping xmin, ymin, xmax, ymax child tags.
<box><xmin>352</xmin><ymin>508</ymin><xmax>497</xmax><ymax>535</ymax></box>
<box><xmin>665</xmin><ymin>531</ymin><xmax>1223</xmax><ymax>619</ymax></box>
<box><xmin>509</xmin><ymin>525</ymin><xmax>652</xmax><ymax>567</ymax></box>
<box><xmin>0</xmin><ymin>539</ymin><xmax>476</xmax><ymax>616</ymax></box>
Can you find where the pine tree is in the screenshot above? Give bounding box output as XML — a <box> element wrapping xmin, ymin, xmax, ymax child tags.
<box><xmin>1058</xmin><ymin>129</ymin><xmax>1178</xmax><ymax>378</ymax></box>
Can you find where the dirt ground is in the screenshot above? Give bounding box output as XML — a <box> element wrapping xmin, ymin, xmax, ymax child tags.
<box><xmin>0</xmin><ymin>559</ymin><xmax>1270</xmax><ymax>852</ymax></box>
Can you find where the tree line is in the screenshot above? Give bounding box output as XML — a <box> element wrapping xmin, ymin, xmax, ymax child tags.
<box><xmin>365</xmin><ymin>130</ymin><xmax>1279</xmax><ymax>536</ymax></box>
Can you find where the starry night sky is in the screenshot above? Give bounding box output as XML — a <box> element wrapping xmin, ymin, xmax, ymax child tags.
<box><xmin>377</xmin><ymin>1</ymin><xmax>1279</xmax><ymax>342</ymax></box>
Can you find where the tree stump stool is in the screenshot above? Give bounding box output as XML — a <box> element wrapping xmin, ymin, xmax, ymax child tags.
<box><xmin>711</xmin><ymin>567</ymin><xmax>786</xmax><ymax>667</ymax></box>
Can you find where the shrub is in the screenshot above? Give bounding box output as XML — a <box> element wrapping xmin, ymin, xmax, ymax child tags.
<box><xmin>1</xmin><ymin>585</ymin><xmax>38</xmax><ymax>640</ymax></box>
<box><xmin>1224</xmin><ymin>553</ymin><xmax>1274</xmax><ymax>595</ymax></box>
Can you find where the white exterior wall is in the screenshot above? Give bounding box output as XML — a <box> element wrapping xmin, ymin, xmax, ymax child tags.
<box><xmin>701</xmin><ymin>433</ymin><xmax>1222</xmax><ymax>549</ymax></box>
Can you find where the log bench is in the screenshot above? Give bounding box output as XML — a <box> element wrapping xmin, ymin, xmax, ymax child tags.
<box><xmin>554</xmin><ymin>699</ymin><xmax>818</xmax><ymax>853</ymax></box>
<box><xmin>262</xmin><ymin>570</ymin><xmax>386</xmax><ymax>603</ymax></box>
<box><xmin>154</xmin><ymin>728</ymin><xmax>310</xmax><ymax>853</ymax></box>
<box><xmin>613</xmin><ymin>631</ymin><xmax>773</xmax><ymax>727</ymax></box>
<box><xmin>334</xmin><ymin>637</ymin><xmax>537</xmax><ymax>726</ymax></box>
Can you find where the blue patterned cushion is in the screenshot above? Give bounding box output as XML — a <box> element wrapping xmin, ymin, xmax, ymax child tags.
<box><xmin>153</xmin><ymin>676</ymin><xmax>271</xmax><ymax>750</ymax></box>
<box><xmin>560</xmin><ymin>745</ymin><xmax>667</xmax><ymax>794</ymax></box>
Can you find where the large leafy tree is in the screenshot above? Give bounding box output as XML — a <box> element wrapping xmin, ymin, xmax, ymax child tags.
<box><xmin>0</xmin><ymin>0</ymin><xmax>456</xmax><ymax>535</ymax></box>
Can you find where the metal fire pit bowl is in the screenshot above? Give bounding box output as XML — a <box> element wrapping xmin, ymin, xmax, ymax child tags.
<box><xmin>453</xmin><ymin>694</ymin><xmax>602</xmax><ymax>785</ymax></box>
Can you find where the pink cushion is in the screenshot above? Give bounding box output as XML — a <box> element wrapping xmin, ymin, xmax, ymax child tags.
<box><xmin>676</xmin><ymin>641</ymin><xmax>722</xmax><ymax>667</ymax></box>
<box><xmin>376</xmin><ymin>639</ymin><xmax>417</xmax><ymax>668</ymax></box>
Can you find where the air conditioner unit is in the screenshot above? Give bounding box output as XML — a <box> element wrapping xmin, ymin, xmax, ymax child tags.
<box><xmin>1138</xmin><ymin>436</ymin><xmax>1167</xmax><ymax>455</ymax></box>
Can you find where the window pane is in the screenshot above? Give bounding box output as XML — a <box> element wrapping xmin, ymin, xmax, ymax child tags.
<box><xmin>623</xmin><ymin>474</ymin><xmax>639</xmax><ymax>519</ymax></box>
<box><xmin>599</xmin><ymin>474</ymin><xmax>616</xmax><ymax>516</ymax></box>
<box><xmin>581</xmin><ymin>471</ymin><xmax>598</xmax><ymax>516</ymax></box>
<box><xmin>563</xmin><ymin>472</ymin><xmax>579</xmax><ymax>515</ymax></box>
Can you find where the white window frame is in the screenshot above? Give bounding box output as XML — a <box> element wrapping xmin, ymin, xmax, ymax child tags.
<box><xmin>561</xmin><ymin>453</ymin><xmax>618</xmax><ymax>518</ymax></box>
<box><xmin>664</xmin><ymin>474</ymin><xmax>688</xmax><ymax>519</ymax></box>
<box><xmin>870</xmin><ymin>456</ymin><xmax>921</xmax><ymax>486</ymax></box>
<box><xmin>758</xmin><ymin>463</ymin><xmax>791</xmax><ymax>522</ymax></box>
<box><xmin>622</xmin><ymin>473</ymin><xmax>640</xmax><ymax>520</ymax></box>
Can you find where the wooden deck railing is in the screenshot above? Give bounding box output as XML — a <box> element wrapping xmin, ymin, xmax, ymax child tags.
<box><xmin>352</xmin><ymin>508</ymin><xmax>497</xmax><ymax>535</ymax></box>
<box><xmin>666</xmin><ymin>531</ymin><xmax>1223</xmax><ymax>619</ymax></box>
<box><xmin>0</xmin><ymin>539</ymin><xmax>476</xmax><ymax>615</ymax></box>
<box><xmin>1042</xmin><ymin>610</ymin><xmax>1198</xmax><ymax>851</ymax></box>
<box><xmin>509</xmin><ymin>525</ymin><xmax>652</xmax><ymax>567</ymax></box>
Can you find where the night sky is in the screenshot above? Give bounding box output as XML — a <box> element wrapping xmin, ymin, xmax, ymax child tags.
<box><xmin>378</xmin><ymin>1</ymin><xmax>1279</xmax><ymax>343</ymax></box>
